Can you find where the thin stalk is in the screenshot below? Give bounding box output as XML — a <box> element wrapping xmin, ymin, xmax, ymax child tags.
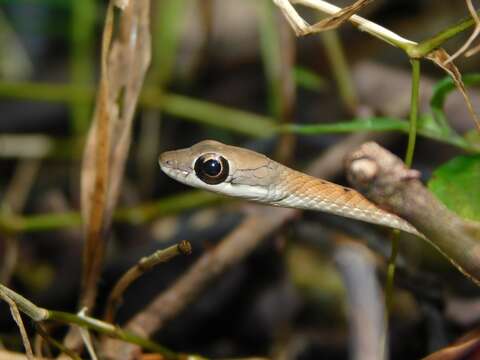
<box><xmin>408</xmin><ymin>11</ymin><xmax>479</xmax><ymax>58</ymax></box>
<box><xmin>0</xmin><ymin>190</ymin><xmax>224</xmax><ymax>234</ymax></box>
<box><xmin>0</xmin><ymin>283</ymin><xmax>182</xmax><ymax>360</ymax></box>
<box><xmin>259</xmin><ymin>0</ymin><xmax>284</xmax><ymax>119</ymax></box>
<box><xmin>384</xmin><ymin>59</ymin><xmax>421</xmax><ymax>333</ymax></box>
<box><xmin>104</xmin><ymin>241</ymin><xmax>192</xmax><ymax>323</ymax></box>
<box><xmin>405</xmin><ymin>59</ymin><xmax>421</xmax><ymax>168</ymax></box>
<box><xmin>321</xmin><ymin>30</ymin><xmax>358</xmax><ymax>112</ymax></box>
<box><xmin>48</xmin><ymin>311</ymin><xmax>180</xmax><ymax>359</ymax></box>
<box><xmin>70</xmin><ymin>0</ymin><xmax>95</xmax><ymax>135</ymax></box>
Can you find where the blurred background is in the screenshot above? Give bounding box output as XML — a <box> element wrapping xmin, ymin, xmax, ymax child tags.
<box><xmin>0</xmin><ymin>0</ymin><xmax>479</xmax><ymax>359</ymax></box>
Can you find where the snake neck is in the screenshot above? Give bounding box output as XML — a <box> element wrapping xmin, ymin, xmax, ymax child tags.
<box><xmin>267</xmin><ymin>167</ymin><xmax>423</xmax><ymax>238</ymax></box>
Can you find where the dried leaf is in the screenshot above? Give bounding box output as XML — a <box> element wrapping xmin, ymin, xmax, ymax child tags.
<box><xmin>427</xmin><ymin>48</ymin><xmax>480</xmax><ymax>131</ymax></box>
<box><xmin>80</xmin><ymin>2</ymin><xmax>115</xmax><ymax>309</ymax></box>
<box><xmin>274</xmin><ymin>0</ymin><xmax>375</xmax><ymax>35</ymax></box>
<box><xmin>423</xmin><ymin>329</ymin><xmax>480</xmax><ymax>360</ymax></box>
<box><xmin>80</xmin><ymin>0</ymin><xmax>151</xmax><ymax>310</ymax></box>
<box><xmin>309</xmin><ymin>0</ymin><xmax>374</xmax><ymax>32</ymax></box>
<box><xmin>465</xmin><ymin>42</ymin><xmax>480</xmax><ymax>57</ymax></box>
<box><xmin>273</xmin><ymin>0</ymin><xmax>310</xmax><ymax>36</ymax></box>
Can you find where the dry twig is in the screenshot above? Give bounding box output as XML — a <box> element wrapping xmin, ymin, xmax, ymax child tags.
<box><xmin>104</xmin><ymin>241</ymin><xmax>192</xmax><ymax>323</ymax></box>
<box><xmin>345</xmin><ymin>142</ymin><xmax>480</xmax><ymax>285</ymax></box>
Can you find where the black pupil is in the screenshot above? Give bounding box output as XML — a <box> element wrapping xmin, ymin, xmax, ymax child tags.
<box><xmin>202</xmin><ymin>159</ymin><xmax>221</xmax><ymax>177</ymax></box>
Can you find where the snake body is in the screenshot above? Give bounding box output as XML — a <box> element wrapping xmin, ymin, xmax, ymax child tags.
<box><xmin>159</xmin><ymin>140</ymin><xmax>422</xmax><ymax>238</ymax></box>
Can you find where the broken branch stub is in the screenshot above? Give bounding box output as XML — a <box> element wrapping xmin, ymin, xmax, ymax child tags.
<box><xmin>345</xmin><ymin>142</ymin><xmax>480</xmax><ymax>285</ymax></box>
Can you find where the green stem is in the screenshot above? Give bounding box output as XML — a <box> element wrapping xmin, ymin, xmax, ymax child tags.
<box><xmin>48</xmin><ymin>311</ymin><xmax>180</xmax><ymax>359</ymax></box>
<box><xmin>0</xmin><ymin>190</ymin><xmax>224</xmax><ymax>234</ymax></box>
<box><xmin>408</xmin><ymin>12</ymin><xmax>478</xmax><ymax>58</ymax></box>
<box><xmin>384</xmin><ymin>230</ymin><xmax>399</xmax><ymax>314</ymax></box>
<box><xmin>321</xmin><ymin>31</ymin><xmax>358</xmax><ymax>112</ymax></box>
<box><xmin>70</xmin><ymin>0</ymin><xmax>95</xmax><ymax>135</ymax></box>
<box><xmin>259</xmin><ymin>0</ymin><xmax>283</xmax><ymax>119</ymax></box>
<box><xmin>0</xmin><ymin>283</ymin><xmax>182</xmax><ymax>359</ymax></box>
<box><xmin>405</xmin><ymin>59</ymin><xmax>421</xmax><ymax>168</ymax></box>
<box><xmin>384</xmin><ymin>58</ymin><xmax>421</xmax><ymax>327</ymax></box>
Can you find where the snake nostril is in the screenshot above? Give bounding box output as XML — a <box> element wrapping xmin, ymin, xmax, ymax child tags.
<box><xmin>159</xmin><ymin>153</ymin><xmax>175</xmax><ymax>168</ymax></box>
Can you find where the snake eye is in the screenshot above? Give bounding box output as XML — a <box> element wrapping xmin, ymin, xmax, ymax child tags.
<box><xmin>194</xmin><ymin>154</ymin><xmax>229</xmax><ymax>185</ymax></box>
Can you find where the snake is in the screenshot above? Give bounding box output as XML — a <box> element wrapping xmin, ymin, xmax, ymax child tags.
<box><xmin>158</xmin><ymin>140</ymin><xmax>423</xmax><ymax>238</ymax></box>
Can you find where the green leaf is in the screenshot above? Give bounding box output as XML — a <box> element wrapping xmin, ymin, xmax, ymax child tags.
<box><xmin>430</xmin><ymin>73</ymin><xmax>480</xmax><ymax>112</ymax></box>
<box><xmin>428</xmin><ymin>155</ymin><xmax>480</xmax><ymax>222</ymax></box>
<box><xmin>430</xmin><ymin>73</ymin><xmax>480</xmax><ymax>132</ymax></box>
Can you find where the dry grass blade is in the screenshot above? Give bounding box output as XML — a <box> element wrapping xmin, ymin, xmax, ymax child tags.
<box><xmin>427</xmin><ymin>48</ymin><xmax>480</xmax><ymax>131</ymax></box>
<box><xmin>0</xmin><ymin>293</ymin><xmax>34</xmax><ymax>360</ymax></box>
<box><xmin>273</xmin><ymin>0</ymin><xmax>309</xmax><ymax>35</ymax></box>
<box><xmin>80</xmin><ymin>0</ymin><xmax>152</xmax><ymax>310</ymax></box>
<box><xmin>465</xmin><ymin>42</ymin><xmax>480</xmax><ymax>57</ymax></box>
<box><xmin>309</xmin><ymin>0</ymin><xmax>374</xmax><ymax>32</ymax></box>
<box><xmin>80</xmin><ymin>2</ymin><xmax>114</xmax><ymax>310</ymax></box>
<box><xmin>274</xmin><ymin>0</ymin><xmax>375</xmax><ymax>35</ymax></box>
<box><xmin>446</xmin><ymin>0</ymin><xmax>480</xmax><ymax>64</ymax></box>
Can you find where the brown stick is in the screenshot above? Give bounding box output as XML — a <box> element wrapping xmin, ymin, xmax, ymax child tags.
<box><xmin>345</xmin><ymin>142</ymin><xmax>480</xmax><ymax>285</ymax></box>
<box><xmin>103</xmin><ymin>241</ymin><xmax>192</xmax><ymax>323</ymax></box>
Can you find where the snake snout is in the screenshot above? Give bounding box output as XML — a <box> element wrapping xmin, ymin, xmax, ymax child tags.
<box><xmin>158</xmin><ymin>151</ymin><xmax>177</xmax><ymax>169</ymax></box>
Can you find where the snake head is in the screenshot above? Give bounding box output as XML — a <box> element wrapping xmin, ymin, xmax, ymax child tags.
<box><xmin>159</xmin><ymin>140</ymin><xmax>278</xmax><ymax>201</ymax></box>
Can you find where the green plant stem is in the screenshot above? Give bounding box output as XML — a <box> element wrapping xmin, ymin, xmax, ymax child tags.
<box><xmin>0</xmin><ymin>83</ymin><xmax>277</xmax><ymax>137</ymax></box>
<box><xmin>259</xmin><ymin>0</ymin><xmax>283</xmax><ymax>119</ymax></box>
<box><xmin>48</xmin><ymin>311</ymin><xmax>180</xmax><ymax>359</ymax></box>
<box><xmin>408</xmin><ymin>12</ymin><xmax>479</xmax><ymax>58</ymax></box>
<box><xmin>384</xmin><ymin>230</ymin><xmax>399</xmax><ymax>315</ymax></box>
<box><xmin>0</xmin><ymin>283</ymin><xmax>182</xmax><ymax>359</ymax></box>
<box><xmin>384</xmin><ymin>58</ymin><xmax>421</xmax><ymax>323</ymax></box>
<box><xmin>70</xmin><ymin>0</ymin><xmax>95</xmax><ymax>135</ymax></box>
<box><xmin>405</xmin><ymin>59</ymin><xmax>421</xmax><ymax>168</ymax></box>
<box><xmin>0</xmin><ymin>190</ymin><xmax>225</xmax><ymax>234</ymax></box>
<box><xmin>321</xmin><ymin>30</ymin><xmax>358</xmax><ymax>112</ymax></box>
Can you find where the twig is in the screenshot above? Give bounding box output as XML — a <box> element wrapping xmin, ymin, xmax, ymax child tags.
<box><xmin>345</xmin><ymin>142</ymin><xmax>480</xmax><ymax>285</ymax></box>
<box><xmin>0</xmin><ymin>283</ymin><xmax>183</xmax><ymax>360</ymax></box>
<box><xmin>274</xmin><ymin>0</ymin><xmax>416</xmax><ymax>48</ymax></box>
<box><xmin>0</xmin><ymin>290</ymin><xmax>34</xmax><ymax>359</ymax></box>
<box><xmin>104</xmin><ymin>241</ymin><xmax>192</xmax><ymax>323</ymax></box>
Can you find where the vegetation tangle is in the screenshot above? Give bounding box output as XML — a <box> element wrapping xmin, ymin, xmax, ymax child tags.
<box><xmin>0</xmin><ymin>1</ymin><xmax>480</xmax><ymax>359</ymax></box>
